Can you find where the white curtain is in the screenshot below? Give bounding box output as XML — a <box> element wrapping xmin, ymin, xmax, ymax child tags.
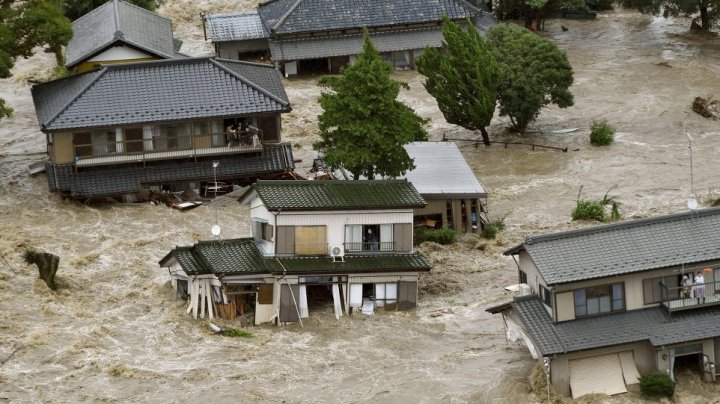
<box><xmin>115</xmin><ymin>128</ymin><xmax>124</xmax><ymax>153</ymax></box>
<box><xmin>143</xmin><ymin>125</ymin><xmax>153</xmax><ymax>151</ymax></box>
<box><xmin>298</xmin><ymin>285</ymin><xmax>309</xmax><ymax>318</ymax></box>
<box><xmin>380</xmin><ymin>224</ymin><xmax>393</xmax><ymax>249</ymax></box>
<box><xmin>345</xmin><ymin>225</ymin><xmax>362</xmax><ymax>251</ymax></box>
<box><xmin>211</xmin><ymin>121</ymin><xmax>223</xmax><ymax>147</ymax></box>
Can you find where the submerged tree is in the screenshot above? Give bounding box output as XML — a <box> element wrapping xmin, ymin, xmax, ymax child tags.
<box><xmin>486</xmin><ymin>23</ymin><xmax>574</xmax><ymax>133</ymax></box>
<box><xmin>622</xmin><ymin>0</ymin><xmax>720</xmax><ymax>32</ymax></box>
<box><xmin>416</xmin><ymin>16</ymin><xmax>497</xmax><ymax>146</ymax></box>
<box><xmin>23</xmin><ymin>249</ymin><xmax>61</xmax><ymax>290</ymax></box>
<box><xmin>314</xmin><ymin>31</ymin><xmax>427</xmax><ymax>180</ymax></box>
<box><xmin>0</xmin><ymin>0</ymin><xmax>72</xmax><ymax>120</ymax></box>
<box><xmin>63</xmin><ymin>0</ymin><xmax>157</xmax><ymax>21</ymax></box>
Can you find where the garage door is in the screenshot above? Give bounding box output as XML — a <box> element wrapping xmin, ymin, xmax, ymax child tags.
<box><xmin>569</xmin><ymin>353</ymin><xmax>627</xmax><ymax>399</ymax></box>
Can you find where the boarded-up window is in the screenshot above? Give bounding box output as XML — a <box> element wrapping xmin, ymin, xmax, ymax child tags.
<box><xmin>295</xmin><ymin>226</ymin><xmax>326</xmax><ymax>255</ymax></box>
<box><xmin>258</xmin><ymin>284</ymin><xmax>273</xmax><ymax>304</ymax></box>
<box><xmin>397</xmin><ymin>281</ymin><xmax>417</xmax><ymax>310</ymax></box>
<box><xmin>276</xmin><ymin>226</ymin><xmax>295</xmax><ymax>254</ymax></box>
<box><xmin>279</xmin><ymin>284</ymin><xmax>299</xmax><ymax>323</ymax></box>
<box><xmin>393</xmin><ymin>223</ymin><xmax>412</xmax><ymax>252</ymax></box>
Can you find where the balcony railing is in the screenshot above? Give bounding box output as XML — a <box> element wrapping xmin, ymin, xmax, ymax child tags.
<box><xmin>660</xmin><ymin>280</ymin><xmax>720</xmax><ymax>314</ymax></box>
<box><xmin>72</xmin><ymin>132</ymin><xmax>261</xmax><ymax>167</ymax></box>
<box><xmin>344</xmin><ymin>241</ymin><xmax>396</xmax><ymax>253</ymax></box>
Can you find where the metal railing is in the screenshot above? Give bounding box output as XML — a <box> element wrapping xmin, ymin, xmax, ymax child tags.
<box><xmin>344</xmin><ymin>241</ymin><xmax>396</xmax><ymax>253</ymax></box>
<box><xmin>660</xmin><ymin>280</ymin><xmax>720</xmax><ymax>313</ymax></box>
<box><xmin>72</xmin><ymin>132</ymin><xmax>262</xmax><ymax>166</ymax></box>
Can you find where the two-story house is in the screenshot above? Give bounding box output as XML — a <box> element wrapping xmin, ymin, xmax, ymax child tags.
<box><xmin>487</xmin><ymin>207</ymin><xmax>720</xmax><ymax>399</ymax></box>
<box><xmin>31</xmin><ymin>57</ymin><xmax>294</xmax><ymax>200</ymax></box>
<box><xmin>159</xmin><ymin>180</ymin><xmax>432</xmax><ymax>325</ymax></box>
<box><xmin>66</xmin><ymin>0</ymin><xmax>183</xmax><ymax>74</ymax></box>
<box><xmin>205</xmin><ymin>0</ymin><xmax>496</xmax><ymax>76</ymax></box>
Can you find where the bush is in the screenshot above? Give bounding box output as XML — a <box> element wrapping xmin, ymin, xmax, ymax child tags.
<box><xmin>639</xmin><ymin>372</ymin><xmax>675</xmax><ymax>398</ymax></box>
<box><xmin>571</xmin><ymin>200</ymin><xmax>606</xmax><ymax>221</ymax></box>
<box><xmin>414</xmin><ymin>227</ymin><xmax>457</xmax><ymax>245</ymax></box>
<box><xmin>482</xmin><ymin>217</ymin><xmax>507</xmax><ymax>239</ymax></box>
<box><xmin>223</xmin><ymin>328</ymin><xmax>253</xmax><ymax>338</ymax></box>
<box><xmin>590</xmin><ymin>120</ymin><xmax>615</xmax><ymax>146</ymax></box>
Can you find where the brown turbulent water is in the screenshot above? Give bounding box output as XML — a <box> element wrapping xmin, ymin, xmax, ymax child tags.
<box><xmin>1</xmin><ymin>5</ymin><xmax>720</xmax><ymax>403</ymax></box>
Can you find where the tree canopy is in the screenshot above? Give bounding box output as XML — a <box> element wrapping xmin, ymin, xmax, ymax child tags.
<box><xmin>313</xmin><ymin>31</ymin><xmax>427</xmax><ymax>180</ymax></box>
<box><xmin>486</xmin><ymin>23</ymin><xmax>574</xmax><ymax>133</ymax></box>
<box><xmin>0</xmin><ymin>0</ymin><xmax>72</xmax><ymax>119</ymax></box>
<box><xmin>63</xmin><ymin>0</ymin><xmax>157</xmax><ymax>21</ymax></box>
<box><xmin>622</xmin><ymin>0</ymin><xmax>719</xmax><ymax>31</ymax></box>
<box><xmin>416</xmin><ymin>16</ymin><xmax>497</xmax><ymax>146</ymax></box>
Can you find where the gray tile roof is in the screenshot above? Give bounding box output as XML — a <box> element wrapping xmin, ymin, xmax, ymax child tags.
<box><xmin>401</xmin><ymin>142</ymin><xmax>486</xmax><ymax>199</ymax></box>
<box><xmin>269</xmin><ymin>26</ymin><xmax>445</xmax><ymax>61</ymax></box>
<box><xmin>239</xmin><ymin>180</ymin><xmax>427</xmax><ymax>211</ymax></box>
<box><xmin>505</xmin><ymin>207</ymin><xmax>720</xmax><ymax>285</ymax></box>
<box><xmin>32</xmin><ymin>57</ymin><xmax>290</xmax><ymax>132</ymax></box>
<box><xmin>160</xmin><ymin>237</ymin><xmax>432</xmax><ymax>276</ymax></box>
<box><xmin>207</xmin><ymin>11</ymin><xmax>269</xmax><ymax>42</ymax></box>
<box><xmin>494</xmin><ymin>295</ymin><xmax>720</xmax><ymax>356</ymax></box>
<box><xmin>66</xmin><ymin>0</ymin><xmax>177</xmax><ymax>68</ymax></box>
<box><xmin>46</xmin><ymin>144</ymin><xmax>294</xmax><ymax>198</ymax></box>
<box><xmin>258</xmin><ymin>0</ymin><xmax>480</xmax><ymax>34</ymax></box>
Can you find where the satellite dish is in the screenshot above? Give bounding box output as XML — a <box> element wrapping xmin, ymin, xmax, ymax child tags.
<box><xmin>688</xmin><ymin>197</ymin><xmax>698</xmax><ymax>210</ymax></box>
<box><xmin>211</xmin><ymin>224</ymin><xmax>221</xmax><ymax>236</ymax></box>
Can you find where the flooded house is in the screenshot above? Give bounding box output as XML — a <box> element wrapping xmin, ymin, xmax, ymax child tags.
<box><xmin>31</xmin><ymin>57</ymin><xmax>295</xmax><ymax>200</ymax></box>
<box><xmin>65</xmin><ymin>0</ymin><xmax>184</xmax><ymax>74</ymax></box>
<box><xmin>205</xmin><ymin>0</ymin><xmax>496</xmax><ymax>76</ymax></box>
<box><xmin>159</xmin><ymin>180</ymin><xmax>432</xmax><ymax>325</ymax></box>
<box><xmin>487</xmin><ymin>207</ymin><xmax>720</xmax><ymax>399</ymax></box>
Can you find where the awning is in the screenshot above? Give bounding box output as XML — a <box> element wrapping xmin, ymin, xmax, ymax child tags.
<box><xmin>569</xmin><ymin>353</ymin><xmax>628</xmax><ymax>399</ymax></box>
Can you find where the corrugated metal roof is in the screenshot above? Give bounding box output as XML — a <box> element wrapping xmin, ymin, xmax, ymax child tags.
<box><xmin>506</xmin><ymin>207</ymin><xmax>720</xmax><ymax>285</ymax></box>
<box><xmin>258</xmin><ymin>0</ymin><xmax>480</xmax><ymax>34</ymax></box>
<box><xmin>159</xmin><ymin>238</ymin><xmax>432</xmax><ymax>275</ymax></box>
<box><xmin>269</xmin><ymin>26</ymin><xmax>444</xmax><ymax>61</ymax></box>
<box><xmin>32</xmin><ymin>57</ymin><xmax>290</xmax><ymax>132</ymax></box>
<box><xmin>491</xmin><ymin>295</ymin><xmax>720</xmax><ymax>356</ymax></box>
<box><xmin>207</xmin><ymin>11</ymin><xmax>269</xmax><ymax>41</ymax></box>
<box><xmin>240</xmin><ymin>180</ymin><xmax>427</xmax><ymax>211</ymax></box>
<box><xmin>401</xmin><ymin>142</ymin><xmax>486</xmax><ymax>199</ymax></box>
<box><xmin>66</xmin><ymin>0</ymin><xmax>177</xmax><ymax>68</ymax></box>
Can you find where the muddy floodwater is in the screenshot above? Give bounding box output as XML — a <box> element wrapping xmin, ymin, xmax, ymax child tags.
<box><xmin>1</xmin><ymin>7</ymin><xmax>720</xmax><ymax>403</ymax></box>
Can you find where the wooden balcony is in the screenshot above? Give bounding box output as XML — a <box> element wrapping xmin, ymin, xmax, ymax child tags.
<box><xmin>660</xmin><ymin>280</ymin><xmax>720</xmax><ymax>314</ymax></box>
<box><xmin>72</xmin><ymin>132</ymin><xmax>261</xmax><ymax>167</ymax></box>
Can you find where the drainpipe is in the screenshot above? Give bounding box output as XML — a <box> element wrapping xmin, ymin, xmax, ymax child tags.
<box><xmin>200</xmin><ymin>12</ymin><xmax>208</xmax><ymax>41</ymax></box>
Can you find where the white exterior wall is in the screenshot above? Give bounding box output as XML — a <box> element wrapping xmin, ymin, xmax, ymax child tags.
<box><xmin>87</xmin><ymin>45</ymin><xmax>153</xmax><ymax>62</ymax></box>
<box><xmin>276</xmin><ymin>209</ymin><xmax>413</xmax><ymax>250</ymax></box>
<box><xmin>249</xmin><ymin>196</ymin><xmax>273</xmax><ymax>254</ymax></box>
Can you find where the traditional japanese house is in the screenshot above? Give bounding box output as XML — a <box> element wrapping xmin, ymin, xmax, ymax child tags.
<box><xmin>487</xmin><ymin>207</ymin><xmax>720</xmax><ymax>398</ymax></box>
<box><xmin>31</xmin><ymin>57</ymin><xmax>294</xmax><ymax>200</ymax></box>
<box><xmin>66</xmin><ymin>0</ymin><xmax>183</xmax><ymax>74</ymax></box>
<box><xmin>159</xmin><ymin>180</ymin><xmax>432</xmax><ymax>325</ymax></box>
<box><xmin>205</xmin><ymin>0</ymin><xmax>496</xmax><ymax>76</ymax></box>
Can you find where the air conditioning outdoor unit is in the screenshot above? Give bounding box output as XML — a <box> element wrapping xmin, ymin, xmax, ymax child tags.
<box><xmin>330</xmin><ymin>245</ymin><xmax>345</xmax><ymax>262</ymax></box>
<box><xmin>519</xmin><ymin>283</ymin><xmax>532</xmax><ymax>296</ymax></box>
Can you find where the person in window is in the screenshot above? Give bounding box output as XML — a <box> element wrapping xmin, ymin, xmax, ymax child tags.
<box><xmin>366</xmin><ymin>228</ymin><xmax>379</xmax><ymax>251</ymax></box>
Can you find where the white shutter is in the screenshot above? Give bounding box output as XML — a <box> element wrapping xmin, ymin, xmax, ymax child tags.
<box><xmin>570</xmin><ymin>353</ymin><xmax>627</xmax><ymax>399</ymax></box>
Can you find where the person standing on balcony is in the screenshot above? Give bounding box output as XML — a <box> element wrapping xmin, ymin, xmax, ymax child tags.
<box><xmin>681</xmin><ymin>274</ymin><xmax>691</xmax><ymax>299</ymax></box>
<box><xmin>695</xmin><ymin>271</ymin><xmax>705</xmax><ymax>303</ymax></box>
<box><xmin>366</xmin><ymin>228</ymin><xmax>379</xmax><ymax>251</ymax></box>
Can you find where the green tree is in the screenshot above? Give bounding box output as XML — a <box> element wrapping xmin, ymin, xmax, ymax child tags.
<box><xmin>416</xmin><ymin>16</ymin><xmax>497</xmax><ymax>146</ymax></box>
<box><xmin>622</xmin><ymin>0</ymin><xmax>719</xmax><ymax>31</ymax></box>
<box><xmin>63</xmin><ymin>0</ymin><xmax>157</xmax><ymax>21</ymax></box>
<box><xmin>314</xmin><ymin>31</ymin><xmax>427</xmax><ymax>180</ymax></box>
<box><xmin>486</xmin><ymin>23</ymin><xmax>574</xmax><ymax>133</ymax></box>
<box><xmin>0</xmin><ymin>0</ymin><xmax>72</xmax><ymax>119</ymax></box>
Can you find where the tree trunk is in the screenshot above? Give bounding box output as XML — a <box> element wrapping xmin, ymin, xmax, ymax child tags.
<box><xmin>479</xmin><ymin>127</ymin><xmax>491</xmax><ymax>146</ymax></box>
<box><xmin>700</xmin><ymin>5</ymin><xmax>710</xmax><ymax>31</ymax></box>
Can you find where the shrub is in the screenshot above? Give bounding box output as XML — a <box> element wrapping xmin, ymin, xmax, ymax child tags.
<box><xmin>571</xmin><ymin>186</ymin><xmax>622</xmax><ymax>222</ymax></box>
<box><xmin>639</xmin><ymin>372</ymin><xmax>675</xmax><ymax>398</ymax></box>
<box><xmin>590</xmin><ymin>120</ymin><xmax>615</xmax><ymax>146</ymax></box>
<box><xmin>414</xmin><ymin>227</ymin><xmax>457</xmax><ymax>245</ymax></box>
<box><xmin>223</xmin><ymin>328</ymin><xmax>253</xmax><ymax>338</ymax></box>
<box><xmin>482</xmin><ymin>216</ymin><xmax>507</xmax><ymax>239</ymax></box>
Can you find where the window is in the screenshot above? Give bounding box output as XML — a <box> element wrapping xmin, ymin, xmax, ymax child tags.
<box><xmin>540</xmin><ymin>285</ymin><xmax>552</xmax><ymax>308</ymax></box>
<box><xmin>156</xmin><ymin>124</ymin><xmax>191</xmax><ymax>151</ymax></box>
<box><xmin>519</xmin><ymin>270</ymin><xmax>528</xmax><ymax>285</ymax></box>
<box><xmin>642</xmin><ymin>275</ymin><xmax>680</xmax><ymax>304</ymax></box>
<box><xmin>91</xmin><ymin>130</ymin><xmax>117</xmax><ymax>156</ymax></box>
<box><xmin>574</xmin><ymin>282</ymin><xmax>624</xmax><ymax>317</ymax></box>
<box><xmin>344</xmin><ymin>224</ymin><xmax>394</xmax><ymax>252</ymax></box>
<box><xmin>252</xmin><ymin>220</ymin><xmax>273</xmax><ymax>242</ymax></box>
